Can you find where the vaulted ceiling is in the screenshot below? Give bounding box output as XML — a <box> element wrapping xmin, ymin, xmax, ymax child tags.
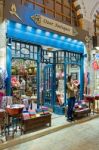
<box><xmin>78</xmin><ymin>0</ymin><xmax>99</xmax><ymax>20</ymax></box>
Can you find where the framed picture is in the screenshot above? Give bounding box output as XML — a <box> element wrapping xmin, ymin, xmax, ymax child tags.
<box><xmin>71</xmin><ymin>72</ymin><xmax>78</xmax><ymax>80</ymax></box>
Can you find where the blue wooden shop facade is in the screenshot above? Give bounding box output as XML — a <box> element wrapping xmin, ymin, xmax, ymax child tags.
<box><xmin>4</xmin><ymin>0</ymin><xmax>86</xmax><ymax>111</ymax></box>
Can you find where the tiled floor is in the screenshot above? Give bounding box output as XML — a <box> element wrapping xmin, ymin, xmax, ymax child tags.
<box><xmin>0</xmin><ymin>112</ymin><xmax>66</xmax><ymax>142</ymax></box>
<box><xmin>4</xmin><ymin>117</ymin><xmax>99</xmax><ymax>150</ymax></box>
<box><xmin>0</xmin><ymin>111</ymin><xmax>97</xmax><ymax>145</ymax></box>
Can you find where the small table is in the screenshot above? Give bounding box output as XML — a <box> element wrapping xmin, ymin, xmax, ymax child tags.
<box><xmin>6</xmin><ymin>104</ymin><xmax>24</xmax><ymax>138</ymax></box>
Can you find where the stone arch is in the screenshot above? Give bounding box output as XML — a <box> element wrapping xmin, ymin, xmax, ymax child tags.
<box><xmin>72</xmin><ymin>0</ymin><xmax>84</xmax><ymax>28</ymax></box>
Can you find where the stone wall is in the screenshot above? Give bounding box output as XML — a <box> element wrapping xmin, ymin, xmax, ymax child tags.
<box><xmin>0</xmin><ymin>21</ymin><xmax>6</xmax><ymax>70</ymax></box>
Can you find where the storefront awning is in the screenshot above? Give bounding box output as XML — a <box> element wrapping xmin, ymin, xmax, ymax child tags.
<box><xmin>7</xmin><ymin>21</ymin><xmax>84</xmax><ymax>54</ymax></box>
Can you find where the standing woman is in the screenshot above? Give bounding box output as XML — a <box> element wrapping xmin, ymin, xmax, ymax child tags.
<box><xmin>66</xmin><ymin>75</ymin><xmax>76</xmax><ymax>121</ymax></box>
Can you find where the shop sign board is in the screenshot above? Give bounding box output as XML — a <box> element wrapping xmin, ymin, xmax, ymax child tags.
<box><xmin>4</xmin><ymin>0</ymin><xmax>88</xmax><ymax>42</ymax></box>
<box><xmin>31</xmin><ymin>15</ymin><xmax>74</xmax><ymax>36</ymax></box>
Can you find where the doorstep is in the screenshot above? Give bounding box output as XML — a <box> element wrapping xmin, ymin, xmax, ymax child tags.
<box><xmin>0</xmin><ymin>113</ymin><xmax>99</xmax><ymax>150</ymax></box>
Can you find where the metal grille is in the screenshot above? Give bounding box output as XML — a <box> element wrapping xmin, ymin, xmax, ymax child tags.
<box><xmin>11</xmin><ymin>40</ymin><xmax>81</xmax><ymax>65</ymax></box>
<box><xmin>41</xmin><ymin>49</ymin><xmax>54</xmax><ymax>64</ymax></box>
<box><xmin>55</xmin><ymin>51</ymin><xmax>81</xmax><ymax>65</ymax></box>
<box><xmin>12</xmin><ymin>40</ymin><xmax>39</xmax><ymax>61</ymax></box>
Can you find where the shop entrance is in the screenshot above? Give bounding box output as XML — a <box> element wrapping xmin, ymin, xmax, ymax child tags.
<box><xmin>56</xmin><ymin>64</ymin><xmax>65</xmax><ymax>105</ymax></box>
<box><xmin>55</xmin><ymin>50</ymin><xmax>81</xmax><ymax>108</ymax></box>
<box><xmin>43</xmin><ymin>64</ymin><xmax>54</xmax><ymax>107</ymax></box>
<box><xmin>6</xmin><ymin>21</ymin><xmax>85</xmax><ymax>112</ymax></box>
<box><xmin>7</xmin><ymin>39</ymin><xmax>84</xmax><ymax>112</ymax></box>
<box><xmin>40</xmin><ymin>48</ymin><xmax>55</xmax><ymax>108</ymax></box>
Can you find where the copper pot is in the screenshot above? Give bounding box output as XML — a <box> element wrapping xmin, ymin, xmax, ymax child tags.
<box><xmin>6</xmin><ymin>104</ymin><xmax>24</xmax><ymax>116</ymax></box>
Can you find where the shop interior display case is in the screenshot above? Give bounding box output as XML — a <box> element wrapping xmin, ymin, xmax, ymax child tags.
<box><xmin>56</xmin><ymin>63</ymin><xmax>80</xmax><ymax>106</ymax></box>
<box><xmin>11</xmin><ymin>59</ymin><xmax>37</xmax><ymax>98</ymax></box>
<box><xmin>56</xmin><ymin>64</ymin><xmax>64</xmax><ymax>105</ymax></box>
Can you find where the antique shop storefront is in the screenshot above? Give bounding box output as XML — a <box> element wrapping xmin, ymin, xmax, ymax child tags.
<box><xmin>4</xmin><ymin>0</ymin><xmax>88</xmax><ymax>111</ymax></box>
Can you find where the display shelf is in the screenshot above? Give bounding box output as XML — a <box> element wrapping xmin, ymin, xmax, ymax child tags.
<box><xmin>11</xmin><ymin>59</ymin><xmax>37</xmax><ymax>97</ymax></box>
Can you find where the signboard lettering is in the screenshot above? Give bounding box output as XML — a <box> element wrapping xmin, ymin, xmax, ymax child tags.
<box><xmin>31</xmin><ymin>15</ymin><xmax>77</xmax><ymax>36</ymax></box>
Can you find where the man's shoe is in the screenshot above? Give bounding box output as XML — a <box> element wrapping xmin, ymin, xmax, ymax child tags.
<box><xmin>67</xmin><ymin>118</ymin><xmax>72</xmax><ymax>122</ymax></box>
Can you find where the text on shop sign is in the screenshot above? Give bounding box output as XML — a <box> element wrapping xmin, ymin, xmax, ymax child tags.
<box><xmin>31</xmin><ymin>15</ymin><xmax>74</xmax><ymax>36</ymax></box>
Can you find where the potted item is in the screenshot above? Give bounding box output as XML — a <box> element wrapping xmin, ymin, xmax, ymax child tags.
<box><xmin>6</xmin><ymin>104</ymin><xmax>24</xmax><ymax>116</ymax></box>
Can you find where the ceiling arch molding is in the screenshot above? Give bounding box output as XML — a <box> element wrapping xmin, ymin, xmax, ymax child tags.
<box><xmin>72</xmin><ymin>0</ymin><xmax>84</xmax><ymax>28</ymax></box>
<box><xmin>90</xmin><ymin>2</ymin><xmax>99</xmax><ymax>19</ymax></box>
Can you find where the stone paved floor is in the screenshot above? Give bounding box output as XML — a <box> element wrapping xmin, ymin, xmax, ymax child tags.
<box><xmin>4</xmin><ymin>117</ymin><xmax>99</xmax><ymax>150</ymax></box>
